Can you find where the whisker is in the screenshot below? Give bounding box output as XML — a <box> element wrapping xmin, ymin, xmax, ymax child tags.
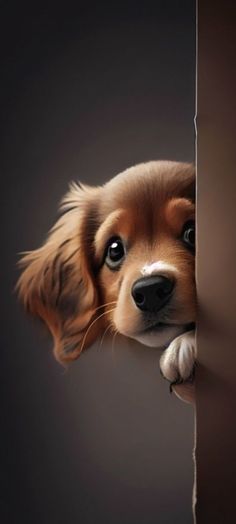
<box><xmin>79</xmin><ymin>307</ymin><xmax>116</xmax><ymax>354</ymax></box>
<box><xmin>98</xmin><ymin>323</ymin><xmax>114</xmax><ymax>352</ymax></box>
<box><xmin>92</xmin><ymin>300</ymin><xmax>117</xmax><ymax>313</ymax></box>
<box><xmin>111</xmin><ymin>328</ymin><xmax>119</xmax><ymax>360</ymax></box>
<box><xmin>63</xmin><ymin>301</ymin><xmax>118</xmax><ymax>341</ymax></box>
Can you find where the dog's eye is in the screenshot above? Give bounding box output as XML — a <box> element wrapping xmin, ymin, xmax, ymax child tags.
<box><xmin>105</xmin><ymin>237</ymin><xmax>126</xmax><ymax>269</ymax></box>
<box><xmin>182</xmin><ymin>220</ymin><xmax>195</xmax><ymax>251</ymax></box>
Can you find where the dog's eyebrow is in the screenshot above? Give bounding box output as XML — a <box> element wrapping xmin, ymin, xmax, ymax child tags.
<box><xmin>94</xmin><ymin>209</ymin><xmax>128</xmax><ymax>261</ymax></box>
<box><xmin>164</xmin><ymin>198</ymin><xmax>195</xmax><ymax>233</ymax></box>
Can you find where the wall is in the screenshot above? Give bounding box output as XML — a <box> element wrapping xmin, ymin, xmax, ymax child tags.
<box><xmin>196</xmin><ymin>2</ymin><xmax>236</xmax><ymax>522</ymax></box>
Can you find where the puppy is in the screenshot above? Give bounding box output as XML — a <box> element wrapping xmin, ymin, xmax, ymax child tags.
<box><xmin>17</xmin><ymin>161</ymin><xmax>196</xmax><ymax>403</ymax></box>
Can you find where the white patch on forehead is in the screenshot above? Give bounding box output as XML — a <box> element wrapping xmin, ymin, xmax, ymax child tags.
<box><xmin>141</xmin><ymin>261</ymin><xmax>178</xmax><ymax>276</ymax></box>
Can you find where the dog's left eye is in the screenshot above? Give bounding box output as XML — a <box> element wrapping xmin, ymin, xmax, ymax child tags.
<box><xmin>105</xmin><ymin>237</ymin><xmax>126</xmax><ymax>269</ymax></box>
<box><xmin>182</xmin><ymin>220</ymin><xmax>195</xmax><ymax>251</ymax></box>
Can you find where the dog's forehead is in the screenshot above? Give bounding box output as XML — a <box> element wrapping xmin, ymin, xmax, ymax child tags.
<box><xmin>99</xmin><ymin>160</ymin><xmax>195</xmax><ymax>217</ymax></box>
<box><xmin>93</xmin><ymin>161</ymin><xmax>195</xmax><ymax>247</ymax></box>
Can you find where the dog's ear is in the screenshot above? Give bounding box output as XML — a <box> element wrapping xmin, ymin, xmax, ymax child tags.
<box><xmin>16</xmin><ymin>182</ymin><xmax>103</xmax><ymax>364</ymax></box>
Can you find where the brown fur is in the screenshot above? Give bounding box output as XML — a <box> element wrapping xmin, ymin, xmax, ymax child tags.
<box><xmin>16</xmin><ymin>161</ymin><xmax>195</xmax><ymax>364</ymax></box>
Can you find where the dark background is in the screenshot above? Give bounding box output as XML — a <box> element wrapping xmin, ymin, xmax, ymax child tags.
<box><xmin>1</xmin><ymin>2</ymin><xmax>196</xmax><ymax>523</ymax></box>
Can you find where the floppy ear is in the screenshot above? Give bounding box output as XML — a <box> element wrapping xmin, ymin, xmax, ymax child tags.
<box><xmin>16</xmin><ymin>182</ymin><xmax>103</xmax><ymax>364</ymax></box>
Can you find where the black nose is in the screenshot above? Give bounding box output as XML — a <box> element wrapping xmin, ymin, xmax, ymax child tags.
<box><xmin>131</xmin><ymin>275</ymin><xmax>175</xmax><ymax>312</ymax></box>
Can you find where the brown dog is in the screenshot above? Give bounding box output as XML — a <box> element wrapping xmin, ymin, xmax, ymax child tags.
<box><xmin>17</xmin><ymin>161</ymin><xmax>196</xmax><ymax>402</ymax></box>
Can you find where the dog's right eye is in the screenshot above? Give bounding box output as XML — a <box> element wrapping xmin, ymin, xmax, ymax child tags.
<box><xmin>182</xmin><ymin>220</ymin><xmax>195</xmax><ymax>252</ymax></box>
<box><xmin>105</xmin><ymin>237</ymin><xmax>126</xmax><ymax>270</ymax></box>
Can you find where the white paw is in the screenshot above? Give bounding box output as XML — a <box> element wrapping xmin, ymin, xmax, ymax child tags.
<box><xmin>160</xmin><ymin>330</ymin><xmax>196</xmax><ymax>384</ymax></box>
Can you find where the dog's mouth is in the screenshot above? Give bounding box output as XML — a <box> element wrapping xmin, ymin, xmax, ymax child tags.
<box><xmin>144</xmin><ymin>320</ymin><xmax>195</xmax><ymax>333</ymax></box>
<box><xmin>130</xmin><ymin>321</ymin><xmax>195</xmax><ymax>349</ymax></box>
<box><xmin>143</xmin><ymin>321</ymin><xmax>174</xmax><ymax>333</ymax></box>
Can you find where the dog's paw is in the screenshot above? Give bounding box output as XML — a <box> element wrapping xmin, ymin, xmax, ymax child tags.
<box><xmin>159</xmin><ymin>330</ymin><xmax>196</xmax><ymax>403</ymax></box>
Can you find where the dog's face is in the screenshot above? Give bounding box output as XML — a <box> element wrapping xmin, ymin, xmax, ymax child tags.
<box><xmin>17</xmin><ymin>161</ymin><xmax>196</xmax><ymax>363</ymax></box>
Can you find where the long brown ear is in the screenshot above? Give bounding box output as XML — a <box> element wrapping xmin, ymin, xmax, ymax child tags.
<box><xmin>16</xmin><ymin>182</ymin><xmax>102</xmax><ymax>364</ymax></box>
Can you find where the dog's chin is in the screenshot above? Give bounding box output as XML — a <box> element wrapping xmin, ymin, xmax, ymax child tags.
<box><xmin>129</xmin><ymin>323</ymin><xmax>187</xmax><ymax>349</ymax></box>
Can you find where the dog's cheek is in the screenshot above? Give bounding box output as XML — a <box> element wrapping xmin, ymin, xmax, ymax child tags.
<box><xmin>173</xmin><ymin>271</ymin><xmax>196</xmax><ymax>322</ymax></box>
<box><xmin>112</xmin><ymin>281</ymin><xmax>141</xmax><ymax>337</ymax></box>
<box><xmin>98</xmin><ymin>266</ymin><xmax>120</xmax><ymax>310</ymax></box>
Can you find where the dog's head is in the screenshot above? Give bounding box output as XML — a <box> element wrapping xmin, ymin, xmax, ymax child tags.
<box><xmin>17</xmin><ymin>161</ymin><xmax>196</xmax><ymax>363</ymax></box>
